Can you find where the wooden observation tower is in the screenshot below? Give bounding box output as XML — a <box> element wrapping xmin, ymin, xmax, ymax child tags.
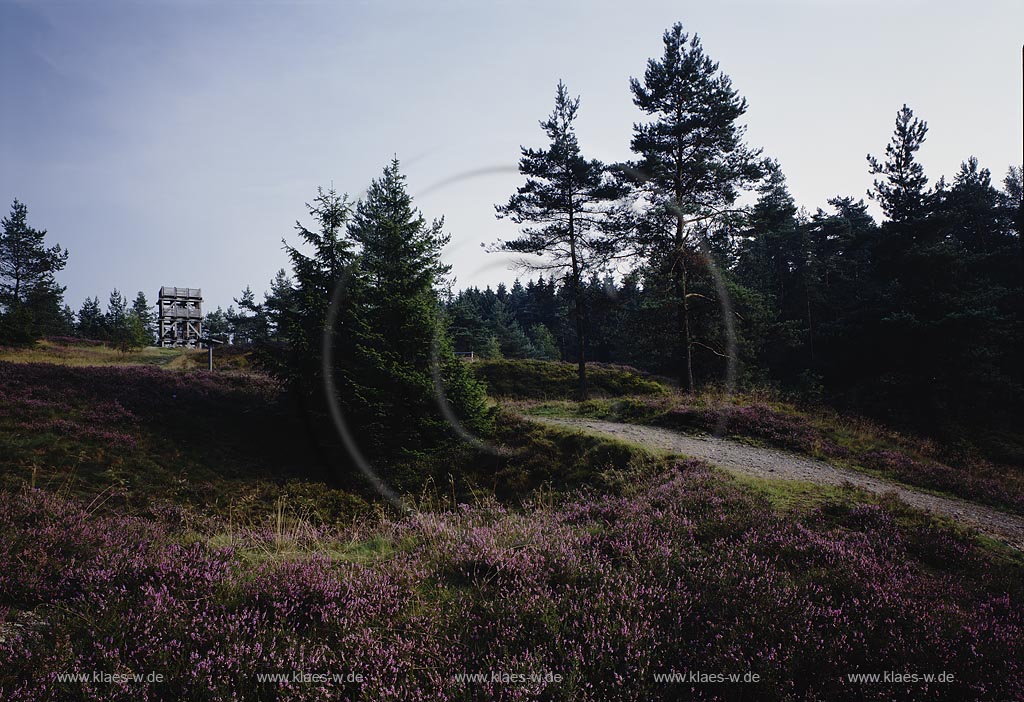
<box><xmin>158</xmin><ymin>286</ymin><xmax>203</xmax><ymax>348</ymax></box>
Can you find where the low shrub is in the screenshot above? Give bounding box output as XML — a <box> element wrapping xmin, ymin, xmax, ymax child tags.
<box><xmin>472</xmin><ymin>359</ymin><xmax>667</xmax><ymax>400</ymax></box>
<box><xmin>0</xmin><ymin>470</ymin><xmax>1021</xmax><ymax>701</ymax></box>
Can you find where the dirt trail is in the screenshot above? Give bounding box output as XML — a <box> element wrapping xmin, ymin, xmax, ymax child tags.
<box><xmin>530</xmin><ymin>416</ymin><xmax>1024</xmax><ymax>551</ymax></box>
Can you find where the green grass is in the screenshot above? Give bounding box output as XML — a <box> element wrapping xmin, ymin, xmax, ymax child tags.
<box><xmin>727</xmin><ymin>473</ymin><xmax>865</xmax><ymax>513</ymax></box>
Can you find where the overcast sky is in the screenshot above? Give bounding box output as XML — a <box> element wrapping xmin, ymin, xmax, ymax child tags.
<box><xmin>2</xmin><ymin>0</ymin><xmax>1022</xmax><ymax>313</ymax></box>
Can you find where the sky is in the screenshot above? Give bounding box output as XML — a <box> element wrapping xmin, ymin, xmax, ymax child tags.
<box><xmin>1</xmin><ymin>0</ymin><xmax>1022</xmax><ymax>313</ymax></box>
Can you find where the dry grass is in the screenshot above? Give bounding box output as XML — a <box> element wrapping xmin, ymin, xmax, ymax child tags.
<box><xmin>0</xmin><ymin>340</ymin><xmax>183</xmax><ymax>367</ymax></box>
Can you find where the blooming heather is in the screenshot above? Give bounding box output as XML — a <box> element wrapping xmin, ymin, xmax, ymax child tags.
<box><xmin>0</xmin><ymin>460</ymin><xmax>1021</xmax><ymax>701</ymax></box>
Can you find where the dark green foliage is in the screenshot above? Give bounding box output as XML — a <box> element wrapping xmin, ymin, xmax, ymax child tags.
<box><xmin>104</xmin><ymin>289</ymin><xmax>127</xmax><ymax>335</ymax></box>
<box><xmin>447</xmin><ymin>279</ymin><xmax>561</xmax><ymax>362</ymax></box>
<box><xmin>130</xmin><ymin>291</ymin><xmax>155</xmax><ymax>343</ymax></box>
<box><xmin>626</xmin><ymin>23</ymin><xmax>764</xmax><ymax>391</ymax></box>
<box><xmin>276</xmin><ymin>161</ymin><xmax>491</xmax><ymax>483</ymax></box>
<box><xmin>92</xmin><ymin>289</ymin><xmax>149</xmax><ymax>352</ymax></box>
<box><xmin>76</xmin><ymin>296</ymin><xmax>104</xmax><ymax>340</ymax></box>
<box><xmin>202</xmin><ymin>306</ymin><xmax>231</xmax><ymax>342</ymax></box>
<box><xmin>496</xmin><ymin>81</ymin><xmax>625</xmax><ymax>399</ymax></box>
<box><xmin>348</xmin><ymin>160</ymin><xmax>490</xmax><ymax>459</ymax></box>
<box><xmin>867</xmin><ymin>104</ymin><xmax>930</xmax><ymax>223</ymax></box>
<box><xmin>262</xmin><ymin>268</ymin><xmax>294</xmax><ymax>341</ymax></box>
<box><xmin>0</xmin><ymin>200</ymin><xmax>69</xmax><ymax>344</ymax></box>
<box><xmin>228</xmin><ymin>285</ymin><xmax>267</xmax><ymax>345</ymax></box>
<box><xmin>457</xmin><ymin>90</ymin><xmax>1021</xmax><ymax>460</ymax></box>
<box><xmin>528</xmin><ymin>322</ymin><xmax>559</xmax><ymax>360</ymax></box>
<box><xmin>471</xmin><ymin>359</ymin><xmax>667</xmax><ymax>399</ymax></box>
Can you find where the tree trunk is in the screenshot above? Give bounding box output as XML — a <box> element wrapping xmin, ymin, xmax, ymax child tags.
<box><xmin>678</xmin><ymin>259</ymin><xmax>695</xmax><ymax>393</ymax></box>
<box><xmin>806</xmin><ymin>292</ymin><xmax>815</xmax><ymax>363</ymax></box>
<box><xmin>674</xmin><ymin>216</ymin><xmax>695</xmax><ymax>393</ymax></box>
<box><xmin>574</xmin><ymin>285</ymin><xmax>588</xmax><ymax>400</ymax></box>
<box><xmin>568</xmin><ymin>208</ymin><xmax>588</xmax><ymax>400</ymax></box>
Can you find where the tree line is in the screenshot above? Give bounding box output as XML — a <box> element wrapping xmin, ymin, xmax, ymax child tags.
<box><xmin>469</xmin><ymin>23</ymin><xmax>1022</xmax><ymax>451</ymax></box>
<box><xmin>2</xmin><ymin>21</ymin><xmax>1020</xmax><ymax>463</ymax></box>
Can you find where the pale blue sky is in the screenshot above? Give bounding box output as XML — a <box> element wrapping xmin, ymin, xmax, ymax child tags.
<box><xmin>2</xmin><ymin>0</ymin><xmax>1021</xmax><ymax>312</ymax></box>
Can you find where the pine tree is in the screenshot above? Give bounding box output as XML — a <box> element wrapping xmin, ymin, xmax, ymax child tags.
<box><xmin>0</xmin><ymin>200</ymin><xmax>69</xmax><ymax>344</ymax></box>
<box><xmin>229</xmin><ymin>285</ymin><xmax>267</xmax><ymax>344</ymax></box>
<box><xmin>628</xmin><ymin>23</ymin><xmax>763</xmax><ymax>391</ymax></box>
<box><xmin>867</xmin><ymin>105</ymin><xmax>930</xmax><ymax>223</ymax></box>
<box><xmin>496</xmin><ymin>81</ymin><xmax>624</xmax><ymax>399</ymax></box>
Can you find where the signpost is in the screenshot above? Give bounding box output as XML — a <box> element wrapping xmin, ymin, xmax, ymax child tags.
<box><xmin>198</xmin><ymin>336</ymin><xmax>224</xmax><ymax>371</ymax></box>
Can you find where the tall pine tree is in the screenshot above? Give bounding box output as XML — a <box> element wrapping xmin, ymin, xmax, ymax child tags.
<box><xmin>496</xmin><ymin>81</ymin><xmax>624</xmax><ymax>399</ymax></box>
<box><xmin>867</xmin><ymin>105</ymin><xmax>930</xmax><ymax>224</ymax></box>
<box><xmin>628</xmin><ymin>23</ymin><xmax>763</xmax><ymax>391</ymax></box>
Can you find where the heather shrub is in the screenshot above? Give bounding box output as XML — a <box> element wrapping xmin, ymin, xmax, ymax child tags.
<box><xmin>1</xmin><ymin>470</ymin><xmax>1021</xmax><ymax>701</ymax></box>
<box><xmin>861</xmin><ymin>449</ymin><xmax>1024</xmax><ymax>512</ymax></box>
<box><xmin>536</xmin><ymin>395</ymin><xmax>1024</xmax><ymax>512</ymax></box>
<box><xmin>473</xmin><ymin>359</ymin><xmax>667</xmax><ymax>399</ymax></box>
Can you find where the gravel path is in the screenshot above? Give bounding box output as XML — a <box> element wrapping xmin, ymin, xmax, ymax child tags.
<box><xmin>530</xmin><ymin>416</ymin><xmax>1024</xmax><ymax>551</ymax></box>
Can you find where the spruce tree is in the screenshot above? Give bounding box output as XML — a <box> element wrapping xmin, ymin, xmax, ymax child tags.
<box><xmin>280</xmin><ymin>187</ymin><xmax>359</xmax><ymax>405</ymax></box>
<box><xmin>348</xmin><ymin>159</ymin><xmax>489</xmax><ymax>460</ymax></box>
<box><xmin>131</xmin><ymin>291</ymin><xmax>155</xmax><ymax>343</ymax></box>
<box><xmin>263</xmin><ymin>269</ymin><xmax>294</xmax><ymax>341</ymax></box>
<box><xmin>203</xmin><ymin>306</ymin><xmax>231</xmax><ymax>342</ymax></box>
<box><xmin>77</xmin><ymin>296</ymin><xmax>104</xmax><ymax>340</ymax></box>
<box><xmin>230</xmin><ymin>286</ymin><xmax>267</xmax><ymax>344</ymax></box>
<box><xmin>104</xmin><ymin>289</ymin><xmax>129</xmax><ymax>346</ymax></box>
<box><xmin>280</xmin><ymin>168</ymin><xmax>489</xmax><ymax>482</ymax></box>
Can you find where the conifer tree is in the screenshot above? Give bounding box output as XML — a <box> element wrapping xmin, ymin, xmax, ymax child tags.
<box><xmin>263</xmin><ymin>269</ymin><xmax>294</xmax><ymax>341</ymax></box>
<box><xmin>496</xmin><ymin>81</ymin><xmax>624</xmax><ymax>399</ymax></box>
<box><xmin>628</xmin><ymin>23</ymin><xmax>763</xmax><ymax>391</ymax></box>
<box><xmin>280</xmin><ymin>187</ymin><xmax>359</xmax><ymax>404</ymax></box>
<box><xmin>77</xmin><ymin>296</ymin><xmax>104</xmax><ymax>340</ymax></box>
<box><xmin>0</xmin><ymin>200</ymin><xmax>69</xmax><ymax>343</ymax></box>
<box><xmin>131</xmin><ymin>291</ymin><xmax>155</xmax><ymax>343</ymax></box>
<box><xmin>867</xmin><ymin>105</ymin><xmax>930</xmax><ymax>223</ymax></box>
<box><xmin>349</xmin><ymin>159</ymin><xmax>490</xmax><ymax>458</ymax></box>
<box><xmin>228</xmin><ymin>285</ymin><xmax>268</xmax><ymax>344</ymax></box>
<box><xmin>103</xmin><ymin>289</ymin><xmax>131</xmax><ymax>347</ymax></box>
<box><xmin>279</xmin><ymin>166</ymin><xmax>489</xmax><ymax>480</ymax></box>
